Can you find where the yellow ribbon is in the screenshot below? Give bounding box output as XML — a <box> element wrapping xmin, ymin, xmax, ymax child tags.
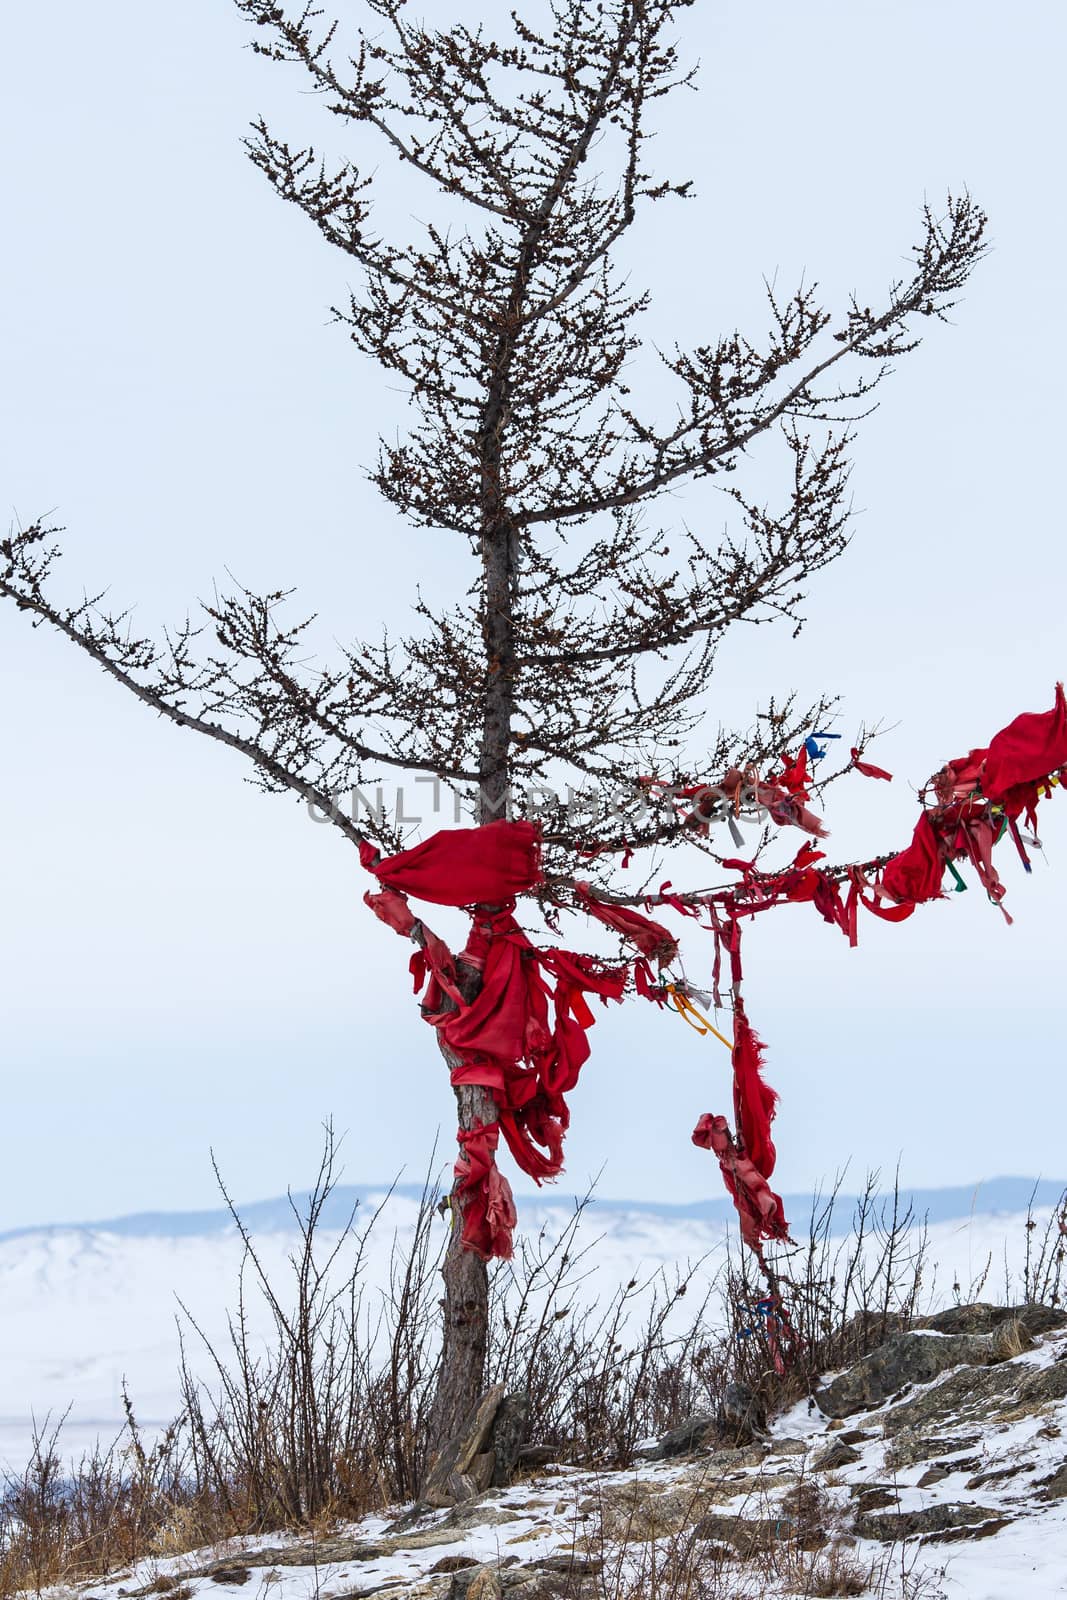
<box><xmin>666</xmin><ymin>983</ymin><xmax>733</xmax><ymax>1050</ymax></box>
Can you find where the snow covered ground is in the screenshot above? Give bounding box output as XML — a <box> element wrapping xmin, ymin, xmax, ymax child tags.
<box><xmin>0</xmin><ymin>1185</ymin><xmax>1060</xmax><ymax>1473</ymax></box>
<box><xmin>24</xmin><ymin>1313</ymin><xmax>1067</xmax><ymax>1600</ymax></box>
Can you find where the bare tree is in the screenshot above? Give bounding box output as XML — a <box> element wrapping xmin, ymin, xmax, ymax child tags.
<box><xmin>0</xmin><ymin>0</ymin><xmax>986</xmax><ymax>1455</ymax></box>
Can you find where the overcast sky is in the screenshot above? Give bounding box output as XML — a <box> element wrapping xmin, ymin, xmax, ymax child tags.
<box><xmin>1</xmin><ymin>2</ymin><xmax>1064</xmax><ymax>1231</ymax></box>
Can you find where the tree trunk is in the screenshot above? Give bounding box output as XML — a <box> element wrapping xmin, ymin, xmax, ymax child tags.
<box><xmin>425</xmin><ymin>1075</ymin><xmax>497</xmax><ymax>1454</ymax></box>
<box><xmin>424</xmin><ymin>208</ymin><xmax>522</xmax><ymax>1462</ymax></box>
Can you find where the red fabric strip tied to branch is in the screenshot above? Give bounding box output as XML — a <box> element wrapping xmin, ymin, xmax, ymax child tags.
<box><xmin>692</xmin><ymin>1113</ymin><xmax>789</xmax><ymax>1251</ymax></box>
<box><xmin>575</xmin><ymin>883</ymin><xmax>679</xmax><ymax>965</ymax></box>
<box><xmin>688</xmin><ymin>918</ymin><xmax>789</xmax><ymax>1256</ymax></box>
<box><xmin>443</xmin><ymin>907</ymin><xmax>627</xmax><ymax>1187</ymax></box>
<box><xmin>982</xmin><ymin>682</ymin><xmax>1067</xmax><ymax>801</ymax></box>
<box><xmin>850</xmin><ymin>747</ymin><xmax>893</xmax><ymax>781</ymax></box>
<box><xmin>731</xmin><ymin>1001</ymin><xmax>778</xmax><ymax>1180</ymax></box>
<box><xmin>879</xmin><ymin>813</ymin><xmax>945</xmax><ymax>907</ymax></box>
<box><xmin>363</xmin><ymin>819</ymin><xmax>543</xmax><ymax>905</ymax></box>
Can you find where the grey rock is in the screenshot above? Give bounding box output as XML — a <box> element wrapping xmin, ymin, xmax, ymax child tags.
<box><xmin>915</xmin><ymin>1302</ymin><xmax>1066</xmax><ymax>1339</ymax></box>
<box><xmin>881</xmin><ymin>1366</ymin><xmax>1018</xmax><ymax>1436</ymax></box>
<box><xmin>424</xmin><ymin>1384</ymin><xmax>508</xmax><ymax>1508</ymax></box>
<box><xmin>965</xmin><ymin>1463</ymin><xmax>1030</xmax><ymax>1491</ymax></box>
<box><xmin>816</xmin><ymin>1332</ymin><xmax>1004</xmax><ymax>1418</ymax></box>
<box><xmin>767</xmin><ymin>1436</ymin><xmax>809</xmax><ymax>1457</ymax></box>
<box><xmin>641</xmin><ymin>1381</ymin><xmax>766</xmax><ymax>1461</ymax></box>
<box><xmin>443</xmin><ymin>1505</ymin><xmax>521</xmax><ymax>1532</ymax></box>
<box><xmin>640</xmin><ymin>1411</ymin><xmax>718</xmax><ymax>1459</ymax></box>
<box><xmin>467</xmin><ymin>1570</ymin><xmax>505</xmax><ymax>1600</ymax></box>
<box><xmin>510</xmin><ymin>1575</ymin><xmax>600</xmax><ymax>1600</ymax></box>
<box><xmin>537</xmin><ymin>1556</ymin><xmax>603</xmax><ymax>1575</ymax></box>
<box><xmin>852</xmin><ymin>1486</ymin><xmax>898</xmax><ymax>1512</ymax></box>
<box><xmin>450</xmin><ymin>1568</ymin><xmax>504</xmax><ymax>1600</ymax></box>
<box><xmin>704</xmin><ymin>1442</ymin><xmax>770</xmax><ymax>1471</ymax></box>
<box><xmin>883</xmin><ymin>1428</ymin><xmax>983</xmax><ymax>1470</ymax></box>
<box><xmin>506</xmin><ymin>1578</ymin><xmax>580</xmax><ymax>1600</ymax></box>
<box><xmin>507</xmin><ymin>1579</ymin><xmax>586</xmax><ymax>1600</ymax></box>
<box><xmin>691</xmin><ymin>1512</ymin><xmax>795</xmax><ymax>1555</ymax></box>
<box><xmin>1041</xmin><ymin>1463</ymin><xmax>1067</xmax><ymax>1500</ymax></box>
<box><xmin>855</xmin><ymin>1501</ymin><xmax>1000</xmax><ymax>1542</ymax></box>
<box><xmin>811</xmin><ymin>1439</ymin><xmax>861</xmax><ymax>1471</ymax></box>
<box><xmin>928</xmin><ymin>1516</ymin><xmax>1013</xmax><ymax>1545</ymax></box>
<box><xmin>491</xmin><ymin>1393</ymin><xmax>531</xmax><ymax>1487</ymax></box>
<box><xmin>1014</xmin><ymin>1358</ymin><xmax>1067</xmax><ymax>1408</ymax></box>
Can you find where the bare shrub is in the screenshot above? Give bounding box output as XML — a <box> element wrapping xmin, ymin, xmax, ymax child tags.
<box><xmin>487</xmin><ymin>1199</ymin><xmax>722</xmax><ymax>1465</ymax></box>
<box><xmin>177</xmin><ymin>1128</ymin><xmax>444</xmax><ymax>1528</ymax></box>
<box><xmin>1021</xmin><ymin>1185</ymin><xmax>1067</xmax><ymax>1306</ymax></box>
<box><xmin>0</xmin><ymin>1407</ymin><xmax>215</xmax><ymax>1597</ymax></box>
<box><xmin>725</xmin><ymin>1173</ymin><xmax>931</xmax><ymax>1416</ymax></box>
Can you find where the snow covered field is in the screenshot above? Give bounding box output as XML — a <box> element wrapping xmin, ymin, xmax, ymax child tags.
<box><xmin>1</xmin><ymin>1183</ymin><xmax>1061</xmax><ymax>1474</ymax></box>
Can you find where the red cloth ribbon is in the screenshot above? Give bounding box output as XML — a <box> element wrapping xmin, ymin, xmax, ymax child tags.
<box><xmin>576</xmin><ymin>883</ymin><xmax>678</xmax><ymax>965</ymax></box>
<box><xmin>850</xmin><ymin>748</ymin><xmax>893</xmax><ymax>781</ymax></box>
<box><xmin>879</xmin><ymin>813</ymin><xmax>945</xmax><ymax>906</ymax></box>
<box><xmin>454</xmin><ymin>1122</ymin><xmax>517</xmax><ymax>1260</ymax></box>
<box><xmin>692</xmin><ymin>1113</ymin><xmax>789</xmax><ymax>1251</ymax></box>
<box><xmin>442</xmin><ymin>908</ymin><xmax>626</xmax><ymax>1188</ymax></box>
<box><xmin>982</xmin><ymin>683</ymin><xmax>1067</xmax><ymax>801</ymax></box>
<box><xmin>363</xmin><ymin>819</ymin><xmax>542</xmax><ymax>905</ymax></box>
<box><xmin>364</xmin><ymin>827</ymin><xmax>629</xmax><ymax>1257</ymax></box>
<box><xmin>731</xmin><ymin>1001</ymin><xmax>778</xmax><ymax>1180</ymax></box>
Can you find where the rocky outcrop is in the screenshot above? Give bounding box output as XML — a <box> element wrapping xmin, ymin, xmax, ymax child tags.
<box><xmin>423</xmin><ymin>1386</ymin><xmax>531</xmax><ymax>1508</ymax></box>
<box><xmin>815</xmin><ymin>1330</ymin><xmax>1012</xmax><ymax>1417</ymax></box>
<box><xmin>638</xmin><ymin>1380</ymin><xmax>766</xmax><ymax>1459</ymax></box>
<box><xmin>855</xmin><ymin>1502</ymin><xmax>1009</xmax><ymax>1543</ymax></box>
<box><xmin>914</xmin><ymin>1301</ymin><xmax>1066</xmax><ymax>1338</ymax></box>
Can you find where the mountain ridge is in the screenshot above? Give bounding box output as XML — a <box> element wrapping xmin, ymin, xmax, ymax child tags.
<box><xmin>3</xmin><ymin>1173</ymin><xmax>1063</xmax><ymax>1243</ymax></box>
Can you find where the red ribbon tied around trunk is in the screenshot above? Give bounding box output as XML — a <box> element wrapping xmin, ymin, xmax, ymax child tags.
<box><xmin>363</xmin><ymin>825</ymin><xmax>633</xmax><ymax>1258</ymax></box>
<box><xmin>455</xmin><ymin>1121</ymin><xmax>517</xmax><ymax>1261</ymax></box>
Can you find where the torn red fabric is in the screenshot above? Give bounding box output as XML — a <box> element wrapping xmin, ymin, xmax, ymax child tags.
<box><xmin>775</xmin><ymin>746</ymin><xmax>811</xmax><ymax>799</ymax></box>
<box><xmin>366</xmin><ymin>875</ymin><xmax>626</xmax><ymax>1256</ymax></box>
<box><xmin>953</xmin><ymin>812</ymin><xmax>1010</xmax><ymax>920</ymax></box>
<box><xmin>575</xmin><ymin>883</ymin><xmax>678</xmax><ymax>965</ymax></box>
<box><xmin>756</xmin><ymin>781</ymin><xmax>828</xmax><ymax>839</ymax></box>
<box><xmin>850</xmin><ymin>748</ymin><xmax>893</xmax><ymax>781</ymax></box>
<box><xmin>454</xmin><ymin>1121</ymin><xmax>517</xmax><ymax>1261</ymax></box>
<box><xmin>440</xmin><ymin>908</ymin><xmax>626</xmax><ymax>1190</ymax></box>
<box><xmin>982</xmin><ymin>683</ymin><xmax>1067</xmax><ymax>800</ymax></box>
<box><xmin>363</xmin><ymin>885</ymin><xmax>417</xmax><ymax>937</ymax></box>
<box><xmin>731</xmin><ymin>1002</ymin><xmax>778</xmax><ymax>1179</ymax></box>
<box><xmin>879</xmin><ymin>813</ymin><xmax>945</xmax><ymax>906</ymax></box>
<box><xmin>667</xmin><ymin>764</ymin><xmax>827</xmax><ymax>838</ymax></box>
<box><xmin>366</xmin><ymin>819</ymin><xmax>542</xmax><ymax>906</ymax></box>
<box><xmin>692</xmin><ymin>1113</ymin><xmax>789</xmax><ymax>1250</ymax></box>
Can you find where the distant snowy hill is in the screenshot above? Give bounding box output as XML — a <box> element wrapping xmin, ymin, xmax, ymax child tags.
<box><xmin>0</xmin><ymin>1177</ymin><xmax>1062</xmax><ymax>1471</ymax></box>
<box><xmin>2</xmin><ymin>1173</ymin><xmax>1063</xmax><ymax>1243</ymax></box>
